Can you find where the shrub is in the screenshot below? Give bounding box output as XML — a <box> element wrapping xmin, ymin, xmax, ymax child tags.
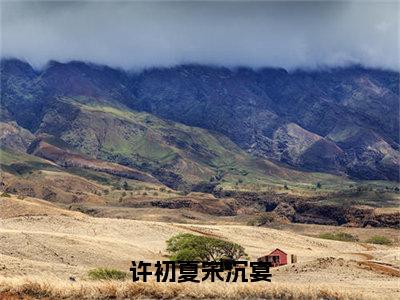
<box><xmin>1</xmin><ymin>192</ymin><xmax>11</xmax><ymax>197</ymax></box>
<box><xmin>166</xmin><ymin>233</ymin><xmax>247</xmax><ymax>262</ymax></box>
<box><xmin>88</xmin><ymin>268</ymin><xmax>127</xmax><ymax>281</ymax></box>
<box><xmin>318</xmin><ymin>232</ymin><xmax>358</xmax><ymax>242</ymax></box>
<box><xmin>122</xmin><ymin>181</ymin><xmax>130</xmax><ymax>190</ymax></box>
<box><xmin>365</xmin><ymin>235</ymin><xmax>392</xmax><ymax>245</ymax></box>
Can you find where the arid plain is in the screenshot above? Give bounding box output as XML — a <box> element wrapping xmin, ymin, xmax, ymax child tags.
<box><xmin>1</xmin><ymin>195</ymin><xmax>399</xmax><ymax>299</ymax></box>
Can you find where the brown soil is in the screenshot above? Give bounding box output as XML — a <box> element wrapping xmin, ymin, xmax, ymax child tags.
<box><xmin>359</xmin><ymin>261</ymin><xmax>400</xmax><ymax>277</ymax></box>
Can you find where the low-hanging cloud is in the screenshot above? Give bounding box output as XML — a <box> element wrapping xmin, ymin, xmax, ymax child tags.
<box><xmin>1</xmin><ymin>1</ymin><xmax>399</xmax><ymax>71</ymax></box>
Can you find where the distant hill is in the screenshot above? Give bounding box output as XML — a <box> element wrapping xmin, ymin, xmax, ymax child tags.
<box><xmin>1</xmin><ymin>58</ymin><xmax>399</xmax><ymax>183</ymax></box>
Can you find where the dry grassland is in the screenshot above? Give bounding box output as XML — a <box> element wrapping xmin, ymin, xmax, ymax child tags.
<box><xmin>1</xmin><ymin>195</ymin><xmax>399</xmax><ymax>299</ymax></box>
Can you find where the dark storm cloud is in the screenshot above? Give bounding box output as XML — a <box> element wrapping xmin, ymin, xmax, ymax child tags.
<box><xmin>1</xmin><ymin>1</ymin><xmax>399</xmax><ymax>70</ymax></box>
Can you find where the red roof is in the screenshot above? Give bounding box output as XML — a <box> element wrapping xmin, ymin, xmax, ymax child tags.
<box><xmin>267</xmin><ymin>248</ymin><xmax>287</xmax><ymax>256</ymax></box>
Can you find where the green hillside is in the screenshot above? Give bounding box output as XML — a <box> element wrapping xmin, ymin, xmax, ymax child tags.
<box><xmin>36</xmin><ymin>99</ymin><xmax>359</xmax><ymax>192</ymax></box>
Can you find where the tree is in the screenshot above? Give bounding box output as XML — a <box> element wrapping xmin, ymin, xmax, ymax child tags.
<box><xmin>316</xmin><ymin>182</ymin><xmax>322</xmax><ymax>189</ymax></box>
<box><xmin>166</xmin><ymin>233</ymin><xmax>247</xmax><ymax>262</ymax></box>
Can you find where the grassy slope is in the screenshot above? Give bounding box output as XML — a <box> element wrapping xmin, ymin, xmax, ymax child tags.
<box><xmin>2</xmin><ymin>97</ymin><xmax>397</xmax><ymax>202</ymax></box>
<box><xmin>69</xmin><ymin>104</ymin><xmax>360</xmax><ymax>190</ymax></box>
<box><xmin>0</xmin><ymin>147</ymin><xmax>59</xmax><ymax>176</ymax></box>
<box><xmin>0</xmin><ymin>147</ymin><xmax>186</xmax><ymax>209</ymax></box>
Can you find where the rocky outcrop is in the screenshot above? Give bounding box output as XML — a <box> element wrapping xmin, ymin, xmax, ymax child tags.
<box><xmin>122</xmin><ymin>195</ymin><xmax>238</xmax><ymax>216</ymax></box>
<box><xmin>220</xmin><ymin>190</ymin><xmax>400</xmax><ymax>228</ymax></box>
<box><xmin>273</xmin><ymin>200</ymin><xmax>399</xmax><ymax>228</ymax></box>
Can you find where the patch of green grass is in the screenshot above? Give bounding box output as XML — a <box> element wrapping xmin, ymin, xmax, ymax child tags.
<box><xmin>318</xmin><ymin>232</ymin><xmax>359</xmax><ymax>242</ymax></box>
<box><xmin>0</xmin><ymin>148</ymin><xmax>58</xmax><ymax>176</ymax></box>
<box><xmin>0</xmin><ymin>148</ymin><xmax>50</xmax><ymax>165</ymax></box>
<box><xmin>87</xmin><ymin>268</ymin><xmax>127</xmax><ymax>281</ymax></box>
<box><xmin>365</xmin><ymin>235</ymin><xmax>392</xmax><ymax>245</ymax></box>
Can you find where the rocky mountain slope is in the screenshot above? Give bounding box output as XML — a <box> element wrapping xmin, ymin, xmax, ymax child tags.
<box><xmin>1</xmin><ymin>58</ymin><xmax>399</xmax><ymax>182</ymax></box>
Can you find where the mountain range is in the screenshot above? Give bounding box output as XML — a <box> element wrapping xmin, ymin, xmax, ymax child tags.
<box><xmin>1</xmin><ymin>58</ymin><xmax>399</xmax><ymax>189</ymax></box>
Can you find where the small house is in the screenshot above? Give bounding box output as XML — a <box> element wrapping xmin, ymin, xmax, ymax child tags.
<box><xmin>257</xmin><ymin>248</ymin><xmax>288</xmax><ymax>267</ymax></box>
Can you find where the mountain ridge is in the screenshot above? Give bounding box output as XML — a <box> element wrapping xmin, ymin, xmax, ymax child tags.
<box><xmin>1</xmin><ymin>58</ymin><xmax>399</xmax><ymax>181</ymax></box>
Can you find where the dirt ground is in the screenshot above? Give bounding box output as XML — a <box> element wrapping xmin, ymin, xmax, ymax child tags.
<box><xmin>0</xmin><ymin>195</ymin><xmax>399</xmax><ymax>299</ymax></box>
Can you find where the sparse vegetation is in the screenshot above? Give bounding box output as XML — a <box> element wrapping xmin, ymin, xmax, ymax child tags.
<box><xmin>365</xmin><ymin>235</ymin><xmax>392</xmax><ymax>245</ymax></box>
<box><xmin>0</xmin><ymin>277</ymin><xmax>372</xmax><ymax>300</ymax></box>
<box><xmin>88</xmin><ymin>268</ymin><xmax>127</xmax><ymax>281</ymax></box>
<box><xmin>166</xmin><ymin>233</ymin><xmax>247</xmax><ymax>261</ymax></box>
<box><xmin>318</xmin><ymin>232</ymin><xmax>358</xmax><ymax>242</ymax></box>
<box><xmin>1</xmin><ymin>192</ymin><xmax>11</xmax><ymax>197</ymax></box>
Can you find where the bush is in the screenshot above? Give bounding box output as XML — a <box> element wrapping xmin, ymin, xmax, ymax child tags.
<box><xmin>318</xmin><ymin>232</ymin><xmax>358</xmax><ymax>242</ymax></box>
<box><xmin>166</xmin><ymin>233</ymin><xmax>247</xmax><ymax>262</ymax></box>
<box><xmin>122</xmin><ymin>181</ymin><xmax>131</xmax><ymax>190</ymax></box>
<box><xmin>1</xmin><ymin>192</ymin><xmax>11</xmax><ymax>197</ymax></box>
<box><xmin>88</xmin><ymin>268</ymin><xmax>127</xmax><ymax>281</ymax></box>
<box><xmin>365</xmin><ymin>235</ymin><xmax>392</xmax><ymax>245</ymax></box>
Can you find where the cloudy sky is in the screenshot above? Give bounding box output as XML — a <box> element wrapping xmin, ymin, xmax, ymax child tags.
<box><xmin>1</xmin><ymin>0</ymin><xmax>399</xmax><ymax>70</ymax></box>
